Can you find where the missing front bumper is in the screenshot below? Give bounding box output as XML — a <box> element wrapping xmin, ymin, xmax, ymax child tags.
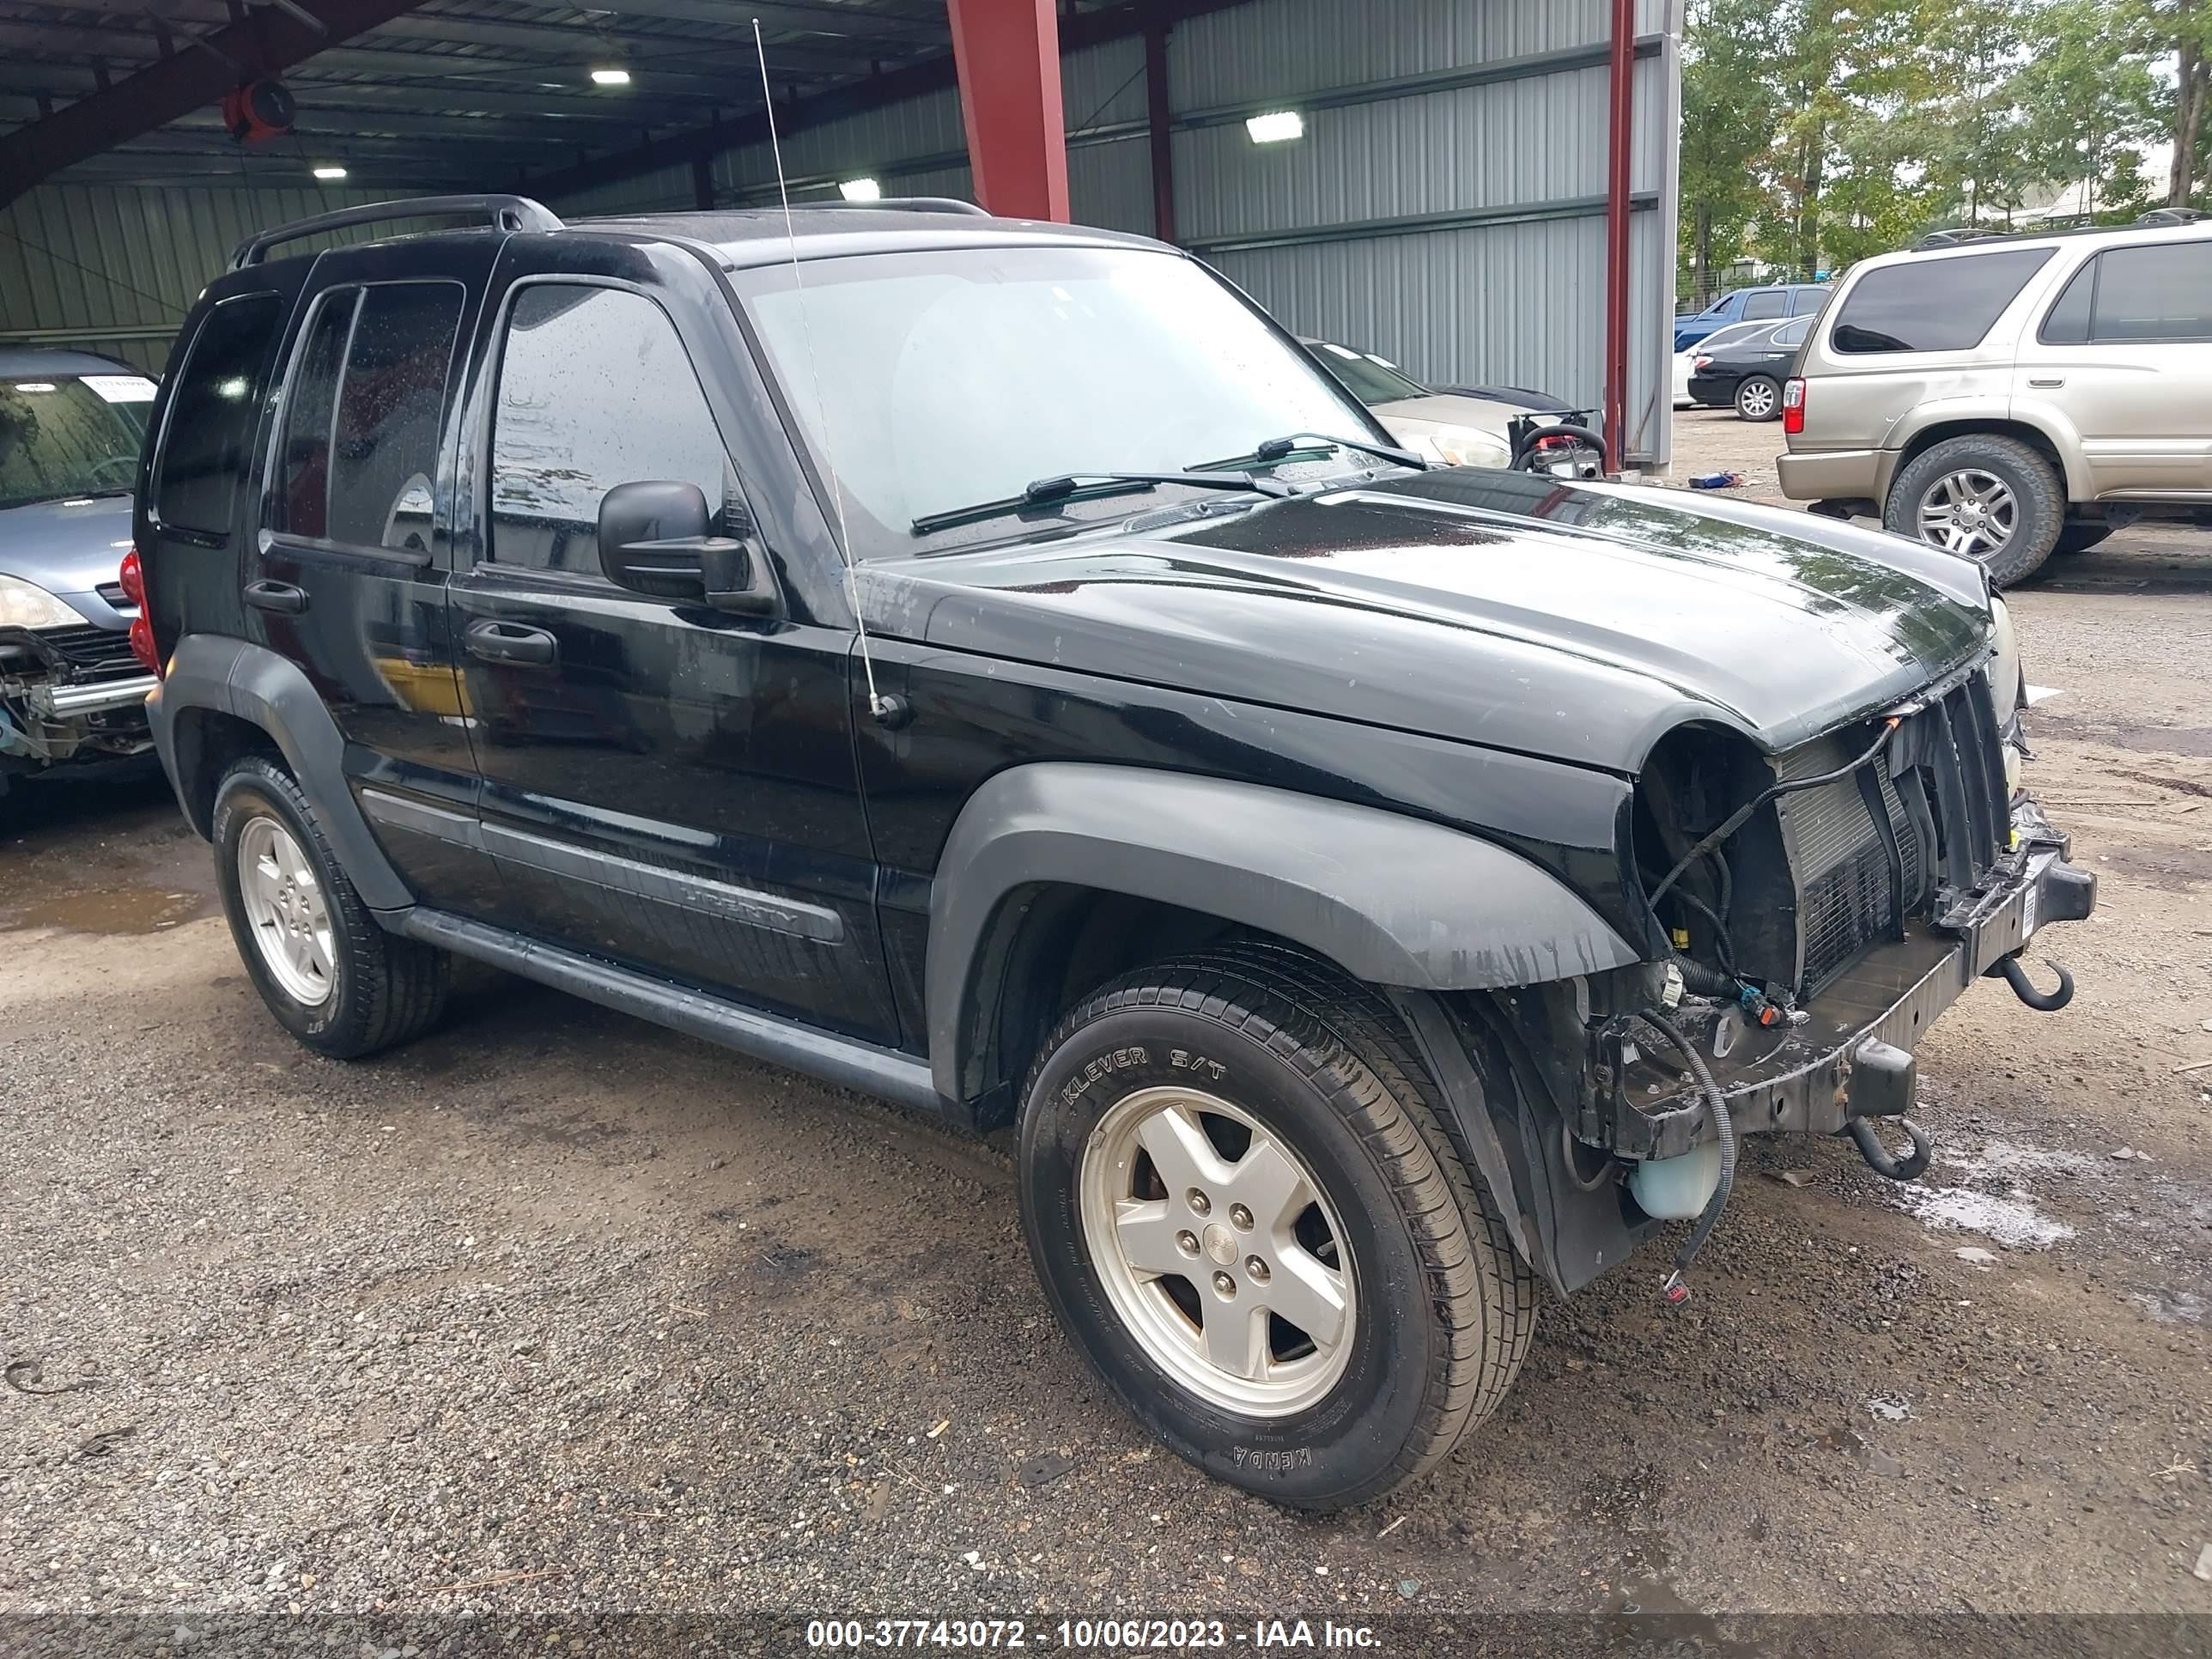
<box><xmin>1592</xmin><ymin>815</ymin><xmax>2096</xmax><ymax>1162</ymax></box>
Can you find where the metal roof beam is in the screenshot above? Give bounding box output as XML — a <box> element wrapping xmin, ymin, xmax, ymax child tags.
<box><xmin>516</xmin><ymin>0</ymin><xmax>947</xmax><ymax>44</ymax></box>
<box><xmin>523</xmin><ymin>0</ymin><xmax>1252</xmax><ymax>201</ymax></box>
<box><xmin>368</xmin><ymin>12</ymin><xmax>902</xmax><ymax>70</ymax></box>
<box><xmin>0</xmin><ymin>0</ymin><xmax>444</xmax><ymax>207</ymax></box>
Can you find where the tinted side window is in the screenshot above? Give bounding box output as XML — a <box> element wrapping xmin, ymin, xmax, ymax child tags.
<box><xmin>330</xmin><ymin>283</ymin><xmax>462</xmax><ymax>550</ymax></box>
<box><xmin>1741</xmin><ymin>290</ymin><xmax>1787</xmax><ymax>320</ymax></box>
<box><xmin>1790</xmin><ymin>289</ymin><xmax>1829</xmax><ymax>315</ymax></box>
<box><xmin>275</xmin><ymin>283</ymin><xmax>461</xmax><ymax>550</ymax></box>
<box><xmin>1832</xmin><ymin>248</ymin><xmax>2054</xmax><ymax>354</ymax></box>
<box><xmin>2039</xmin><ymin>260</ymin><xmax>2095</xmax><ymax>345</ymax></box>
<box><xmin>489</xmin><ymin>284</ymin><xmax>732</xmax><ymax>574</ymax></box>
<box><xmin>155</xmin><ymin>293</ymin><xmax>284</xmax><ymax>538</ymax></box>
<box><xmin>275</xmin><ymin>290</ymin><xmax>354</xmax><ymax>540</ymax></box>
<box><xmin>1771</xmin><ymin>317</ymin><xmax>1812</xmax><ymax>348</ymax></box>
<box><xmin>2088</xmin><ymin>242</ymin><xmax>2212</xmax><ymax>343</ymax></box>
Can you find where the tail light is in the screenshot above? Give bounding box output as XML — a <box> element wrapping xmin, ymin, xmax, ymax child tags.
<box><xmin>1692</xmin><ymin>356</ymin><xmax>1712</xmax><ymax>371</ymax></box>
<box><xmin>120</xmin><ymin>546</ymin><xmax>161</xmax><ymax>678</ymax></box>
<box><xmin>1782</xmin><ymin>377</ymin><xmax>1807</xmax><ymax>435</ymax></box>
<box><xmin>117</xmin><ymin>546</ymin><xmax>145</xmax><ymax>608</ymax></box>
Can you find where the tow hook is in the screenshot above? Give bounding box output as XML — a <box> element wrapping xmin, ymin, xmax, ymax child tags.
<box><xmin>1990</xmin><ymin>954</ymin><xmax>2074</xmax><ymax>1012</ymax></box>
<box><xmin>1844</xmin><ymin>1116</ymin><xmax>1933</xmax><ymax>1182</ymax></box>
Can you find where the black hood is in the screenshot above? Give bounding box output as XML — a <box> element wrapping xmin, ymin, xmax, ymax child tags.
<box><xmin>860</xmin><ymin>469</ymin><xmax>1993</xmax><ymax>774</ymax></box>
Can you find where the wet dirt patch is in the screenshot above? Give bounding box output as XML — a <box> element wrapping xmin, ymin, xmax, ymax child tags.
<box><xmin>2</xmin><ymin>883</ymin><xmax>207</xmax><ymax>935</ymax></box>
<box><xmin>2034</xmin><ymin>714</ymin><xmax>2212</xmax><ymax>758</ymax></box>
<box><xmin>1896</xmin><ymin>1185</ymin><xmax>2077</xmax><ymax>1249</ymax></box>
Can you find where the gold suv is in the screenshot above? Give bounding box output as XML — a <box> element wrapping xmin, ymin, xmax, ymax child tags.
<box><xmin>1778</xmin><ymin>211</ymin><xmax>2212</xmax><ymax>586</ymax></box>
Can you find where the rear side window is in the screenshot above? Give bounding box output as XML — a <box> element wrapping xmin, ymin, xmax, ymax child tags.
<box><xmin>155</xmin><ymin>293</ymin><xmax>284</xmax><ymax>538</ymax></box>
<box><xmin>488</xmin><ymin>283</ymin><xmax>734</xmax><ymax>575</ymax></box>
<box><xmin>1790</xmin><ymin>289</ymin><xmax>1829</xmax><ymax>316</ymax></box>
<box><xmin>1770</xmin><ymin>317</ymin><xmax>1813</xmax><ymax>348</ymax></box>
<box><xmin>1741</xmin><ymin>290</ymin><xmax>1787</xmax><ymax>320</ymax></box>
<box><xmin>273</xmin><ymin>281</ymin><xmax>462</xmax><ymax>551</ymax></box>
<box><xmin>1831</xmin><ymin>247</ymin><xmax>2054</xmax><ymax>354</ymax></box>
<box><xmin>2095</xmin><ymin>242</ymin><xmax>2212</xmax><ymax>339</ymax></box>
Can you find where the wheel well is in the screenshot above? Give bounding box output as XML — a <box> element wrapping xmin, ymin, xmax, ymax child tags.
<box><xmin>169</xmin><ymin>707</ymin><xmax>283</xmax><ymax>837</ymax></box>
<box><xmin>1895</xmin><ymin>420</ymin><xmax>2069</xmax><ymax>500</ymax></box>
<box><xmin>962</xmin><ymin>884</ymin><xmax>1273</xmax><ymax>1127</ymax></box>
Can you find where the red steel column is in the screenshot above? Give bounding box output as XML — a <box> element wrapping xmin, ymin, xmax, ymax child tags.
<box><xmin>1601</xmin><ymin>0</ymin><xmax>1636</xmax><ymax>471</ymax></box>
<box><xmin>1144</xmin><ymin>22</ymin><xmax>1176</xmax><ymax>243</ymax></box>
<box><xmin>947</xmin><ymin>0</ymin><xmax>1071</xmax><ymax>222</ymax></box>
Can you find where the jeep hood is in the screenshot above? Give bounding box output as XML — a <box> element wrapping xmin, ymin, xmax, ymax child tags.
<box><xmin>859</xmin><ymin>468</ymin><xmax>1993</xmax><ymax>773</ymax></box>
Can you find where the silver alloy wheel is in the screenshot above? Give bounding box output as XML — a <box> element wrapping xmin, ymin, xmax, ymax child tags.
<box><xmin>1078</xmin><ymin>1085</ymin><xmax>1357</xmax><ymax>1417</ymax></box>
<box><xmin>237</xmin><ymin>815</ymin><xmax>336</xmax><ymax>1007</ymax></box>
<box><xmin>1736</xmin><ymin>378</ymin><xmax>1778</xmax><ymax>418</ymax></box>
<box><xmin>1916</xmin><ymin>467</ymin><xmax>2018</xmax><ymax>561</ymax></box>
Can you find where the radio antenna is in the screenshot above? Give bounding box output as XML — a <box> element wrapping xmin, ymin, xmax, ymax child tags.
<box><xmin>752</xmin><ymin>16</ymin><xmax>886</xmax><ymax>719</ymax></box>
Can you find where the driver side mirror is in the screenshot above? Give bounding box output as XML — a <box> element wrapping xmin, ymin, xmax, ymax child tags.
<box><xmin>597</xmin><ymin>479</ymin><xmax>779</xmax><ymax>617</ymax></box>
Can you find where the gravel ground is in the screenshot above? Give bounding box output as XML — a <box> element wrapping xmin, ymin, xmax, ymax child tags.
<box><xmin>3</xmin><ymin>421</ymin><xmax>2209</xmax><ymax>1650</ymax></box>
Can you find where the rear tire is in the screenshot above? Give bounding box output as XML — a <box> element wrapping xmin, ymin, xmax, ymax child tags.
<box><xmin>1885</xmin><ymin>434</ymin><xmax>2063</xmax><ymax>589</ymax></box>
<box><xmin>1734</xmin><ymin>374</ymin><xmax>1782</xmax><ymax>422</ymax></box>
<box><xmin>1016</xmin><ymin>942</ymin><xmax>1534</xmax><ymax>1510</ymax></box>
<box><xmin>212</xmin><ymin>756</ymin><xmax>448</xmax><ymax>1059</ymax></box>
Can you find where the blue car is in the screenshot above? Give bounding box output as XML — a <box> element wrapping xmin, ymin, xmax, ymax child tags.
<box><xmin>1673</xmin><ymin>283</ymin><xmax>1829</xmax><ymax>353</ymax></box>
<box><xmin>0</xmin><ymin>348</ymin><xmax>161</xmax><ymax>810</ymax></box>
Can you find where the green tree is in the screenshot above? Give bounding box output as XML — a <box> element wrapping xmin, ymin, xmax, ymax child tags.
<box><xmin>2131</xmin><ymin>0</ymin><xmax>2212</xmax><ymax>204</ymax></box>
<box><xmin>1678</xmin><ymin>0</ymin><xmax>1785</xmax><ymax>303</ymax></box>
<box><xmin>2014</xmin><ymin>0</ymin><xmax>2161</xmax><ymax>216</ymax></box>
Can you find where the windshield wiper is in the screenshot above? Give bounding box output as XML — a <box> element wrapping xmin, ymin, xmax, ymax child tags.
<box><xmin>1193</xmin><ymin>431</ymin><xmax>1428</xmax><ymax>472</ymax></box>
<box><xmin>910</xmin><ymin>469</ymin><xmax>1291</xmax><ymax>536</ymax></box>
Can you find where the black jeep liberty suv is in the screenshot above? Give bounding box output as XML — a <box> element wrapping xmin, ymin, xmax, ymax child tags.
<box><xmin>135</xmin><ymin>194</ymin><xmax>2094</xmax><ymax>1510</ymax></box>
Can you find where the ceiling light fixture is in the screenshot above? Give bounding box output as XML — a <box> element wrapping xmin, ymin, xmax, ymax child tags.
<box><xmin>312</xmin><ymin>165</ymin><xmax>347</xmax><ymax>180</ymax></box>
<box><xmin>1244</xmin><ymin>110</ymin><xmax>1304</xmax><ymax>144</ymax></box>
<box><xmin>591</xmin><ymin>67</ymin><xmax>631</xmax><ymax>86</ymax></box>
<box><xmin>838</xmin><ymin>177</ymin><xmax>883</xmax><ymax>202</ymax></box>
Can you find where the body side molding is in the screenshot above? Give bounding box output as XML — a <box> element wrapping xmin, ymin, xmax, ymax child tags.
<box><xmin>403</xmin><ymin>909</ymin><xmax>942</xmax><ymax>1112</ymax></box>
<box><xmin>926</xmin><ymin>763</ymin><xmax>1639</xmax><ymax>1104</ymax></box>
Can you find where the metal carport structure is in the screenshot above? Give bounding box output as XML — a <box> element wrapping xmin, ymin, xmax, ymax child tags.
<box><xmin>0</xmin><ymin>0</ymin><xmax>1681</xmax><ymax>463</ymax></box>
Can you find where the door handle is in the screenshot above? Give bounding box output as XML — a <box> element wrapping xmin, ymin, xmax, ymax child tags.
<box><xmin>465</xmin><ymin>618</ymin><xmax>559</xmax><ymax>667</ymax></box>
<box><xmin>243</xmin><ymin>580</ymin><xmax>308</xmax><ymax>615</ymax></box>
<box><xmin>2028</xmin><ymin>378</ymin><xmax>2065</xmax><ymax>388</ymax></box>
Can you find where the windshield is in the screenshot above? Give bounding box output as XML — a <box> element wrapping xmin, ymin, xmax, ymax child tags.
<box><xmin>1304</xmin><ymin>341</ymin><xmax>1427</xmax><ymax>405</ymax></box>
<box><xmin>733</xmin><ymin>246</ymin><xmax>1382</xmax><ymax>558</ymax></box>
<box><xmin>0</xmin><ymin>373</ymin><xmax>155</xmax><ymax>511</ymax></box>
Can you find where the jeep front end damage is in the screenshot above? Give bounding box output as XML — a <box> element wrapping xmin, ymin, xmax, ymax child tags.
<box><xmin>1502</xmin><ymin>652</ymin><xmax>2098</xmax><ymax>1301</ymax></box>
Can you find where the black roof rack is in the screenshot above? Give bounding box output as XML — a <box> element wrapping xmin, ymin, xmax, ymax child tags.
<box><xmin>803</xmin><ymin>196</ymin><xmax>990</xmax><ymax>216</ymax></box>
<box><xmin>1911</xmin><ymin>206</ymin><xmax>2210</xmax><ymax>253</ymax></box>
<box><xmin>229</xmin><ymin>194</ymin><xmax>563</xmax><ymax>270</ymax></box>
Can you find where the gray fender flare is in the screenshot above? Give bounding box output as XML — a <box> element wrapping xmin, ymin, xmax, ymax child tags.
<box><xmin>149</xmin><ymin>633</ymin><xmax>415</xmax><ymax>913</ymax></box>
<box><xmin>924</xmin><ymin>763</ymin><xmax>1637</xmax><ymax>1104</ymax></box>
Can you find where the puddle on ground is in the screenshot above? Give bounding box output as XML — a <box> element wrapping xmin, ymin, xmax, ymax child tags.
<box><xmin>2125</xmin><ymin>1286</ymin><xmax>2207</xmax><ymax>1327</ymax></box>
<box><xmin>1820</xmin><ymin>1425</ymin><xmax>1905</xmax><ymax>1477</ymax></box>
<box><xmin>2</xmin><ymin>884</ymin><xmax>207</xmax><ymax>935</ymax></box>
<box><xmin>1897</xmin><ymin>1185</ymin><xmax>2075</xmax><ymax>1249</ymax></box>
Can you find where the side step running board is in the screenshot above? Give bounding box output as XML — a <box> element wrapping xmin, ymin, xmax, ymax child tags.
<box><xmin>401</xmin><ymin>908</ymin><xmax>943</xmax><ymax>1115</ymax></box>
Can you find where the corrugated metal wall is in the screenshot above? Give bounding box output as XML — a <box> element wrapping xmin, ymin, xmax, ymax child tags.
<box><xmin>546</xmin><ymin>0</ymin><xmax>1681</xmax><ymax>464</ymax></box>
<box><xmin>3</xmin><ymin>0</ymin><xmax>1681</xmax><ymax>459</ymax></box>
<box><xmin>0</xmin><ymin>183</ymin><xmax>387</xmax><ymax>374</ymax></box>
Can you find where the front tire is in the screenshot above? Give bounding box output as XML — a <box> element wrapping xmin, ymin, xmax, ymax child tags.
<box><xmin>212</xmin><ymin>756</ymin><xmax>448</xmax><ymax>1059</ymax></box>
<box><xmin>1734</xmin><ymin>374</ymin><xmax>1782</xmax><ymax>422</ymax></box>
<box><xmin>1885</xmin><ymin>434</ymin><xmax>2063</xmax><ymax>588</ymax></box>
<box><xmin>1016</xmin><ymin>944</ymin><xmax>1534</xmax><ymax>1510</ymax></box>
